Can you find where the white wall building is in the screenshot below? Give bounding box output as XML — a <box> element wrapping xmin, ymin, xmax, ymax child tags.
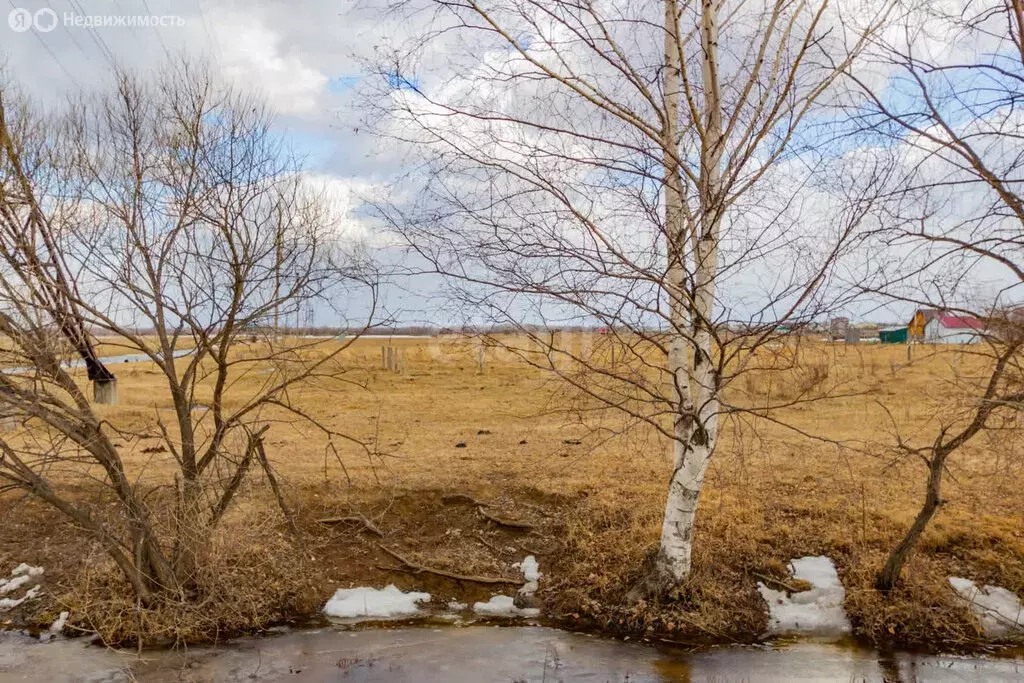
<box><xmin>924</xmin><ymin>314</ymin><xmax>983</xmax><ymax>344</ymax></box>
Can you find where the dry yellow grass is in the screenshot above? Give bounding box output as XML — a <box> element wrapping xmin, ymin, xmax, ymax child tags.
<box><xmin>1</xmin><ymin>336</ymin><xmax>1022</xmax><ymax>650</ymax></box>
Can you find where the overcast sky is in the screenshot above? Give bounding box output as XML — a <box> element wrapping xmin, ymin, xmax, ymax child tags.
<box><xmin>2</xmin><ymin>0</ymin><xmax>454</xmax><ymax>325</ymax></box>
<box><xmin>4</xmin><ymin>1</ymin><xmax>375</xmax><ymax>164</ymax></box>
<box><xmin>3</xmin><ymin>1</ymin><xmax>1015</xmax><ymax>329</ymax></box>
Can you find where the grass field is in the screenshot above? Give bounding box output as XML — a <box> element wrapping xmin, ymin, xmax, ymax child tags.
<box><xmin>1</xmin><ymin>335</ymin><xmax>1021</xmax><ymax>651</ymax></box>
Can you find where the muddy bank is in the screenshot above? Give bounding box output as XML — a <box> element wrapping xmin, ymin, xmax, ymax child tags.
<box><xmin>2</xmin><ymin>486</ymin><xmax>1022</xmax><ymax>654</ymax></box>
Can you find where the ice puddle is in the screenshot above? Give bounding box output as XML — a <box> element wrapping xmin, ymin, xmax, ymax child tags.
<box><xmin>948</xmin><ymin>577</ymin><xmax>1024</xmax><ymax>638</ymax></box>
<box><xmin>757</xmin><ymin>556</ymin><xmax>851</xmax><ymax>638</ymax></box>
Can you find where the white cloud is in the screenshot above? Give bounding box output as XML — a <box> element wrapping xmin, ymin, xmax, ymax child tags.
<box><xmin>208</xmin><ymin>9</ymin><xmax>328</xmax><ymax>117</ymax></box>
<box><xmin>299</xmin><ymin>172</ymin><xmax>387</xmax><ymax>244</ymax></box>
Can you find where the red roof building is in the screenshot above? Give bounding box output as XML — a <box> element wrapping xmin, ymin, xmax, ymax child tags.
<box><xmin>924</xmin><ymin>314</ymin><xmax>983</xmax><ymax>343</ymax></box>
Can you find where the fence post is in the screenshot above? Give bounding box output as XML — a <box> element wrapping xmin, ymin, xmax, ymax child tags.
<box><xmin>381</xmin><ymin>345</ymin><xmax>386</xmax><ymax>369</ymax></box>
<box><xmin>93</xmin><ymin>379</ymin><xmax>118</xmax><ymax>405</ymax></box>
<box><xmin>477</xmin><ymin>343</ymin><xmax>485</xmax><ymax>374</ymax></box>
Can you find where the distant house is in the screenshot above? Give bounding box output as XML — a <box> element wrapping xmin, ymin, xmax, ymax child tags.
<box><xmin>924</xmin><ymin>314</ymin><xmax>983</xmax><ymax>344</ymax></box>
<box><xmin>829</xmin><ymin>317</ymin><xmax>850</xmax><ymax>340</ymax></box>
<box><xmin>908</xmin><ymin>309</ymin><xmax>942</xmax><ymax>340</ymax></box>
<box><xmin>879</xmin><ymin>327</ymin><xmax>908</xmax><ymax>344</ymax></box>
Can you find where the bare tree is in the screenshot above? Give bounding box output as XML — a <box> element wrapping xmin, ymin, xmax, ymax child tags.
<box><xmin>846</xmin><ymin>0</ymin><xmax>1024</xmax><ymax>589</ymax></box>
<box><xmin>366</xmin><ymin>0</ymin><xmax>893</xmax><ymax>591</ymax></box>
<box><xmin>0</xmin><ymin>64</ymin><xmax>377</xmax><ymax>603</ymax></box>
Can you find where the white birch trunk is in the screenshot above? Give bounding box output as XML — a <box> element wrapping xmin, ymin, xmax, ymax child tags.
<box><xmin>655</xmin><ymin>0</ymin><xmax>723</xmax><ymax>587</ymax></box>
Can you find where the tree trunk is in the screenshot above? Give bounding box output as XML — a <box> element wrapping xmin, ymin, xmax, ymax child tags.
<box><xmin>652</xmin><ymin>0</ymin><xmax>725</xmax><ymax>591</ymax></box>
<box><xmin>656</xmin><ymin>438</ymin><xmax>713</xmax><ymax>581</ymax></box>
<box><xmin>173</xmin><ymin>476</ymin><xmax>206</xmax><ymax>584</ymax></box>
<box><xmin>655</xmin><ymin>0</ymin><xmax>696</xmax><ymax>589</ymax></box>
<box><xmin>650</xmin><ymin>0</ymin><xmax>725</xmax><ymax>592</ymax></box>
<box><xmin>876</xmin><ymin>450</ymin><xmax>947</xmax><ymax>591</ymax></box>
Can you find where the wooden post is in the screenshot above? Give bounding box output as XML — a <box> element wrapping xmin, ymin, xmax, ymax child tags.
<box><xmin>477</xmin><ymin>343</ymin><xmax>485</xmax><ymax>374</ymax></box>
<box><xmin>93</xmin><ymin>379</ymin><xmax>118</xmax><ymax>405</ymax></box>
<box><xmin>381</xmin><ymin>345</ymin><xmax>386</xmax><ymax>369</ymax></box>
<box><xmin>401</xmin><ymin>348</ymin><xmax>407</xmax><ymax>375</ymax></box>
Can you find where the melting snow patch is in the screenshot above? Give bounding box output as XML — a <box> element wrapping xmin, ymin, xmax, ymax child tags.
<box><xmin>49</xmin><ymin>611</ymin><xmax>70</xmax><ymax>634</ymax></box>
<box><xmin>514</xmin><ymin>556</ymin><xmax>541</xmax><ymax>582</ymax></box>
<box><xmin>0</xmin><ymin>585</ymin><xmax>41</xmax><ymax>611</ymax></box>
<box><xmin>323</xmin><ymin>585</ymin><xmax>430</xmax><ymax>619</ymax></box>
<box><xmin>0</xmin><ymin>564</ymin><xmax>44</xmax><ymax>612</ymax></box>
<box><xmin>11</xmin><ymin>564</ymin><xmax>43</xmax><ymax>578</ymax></box>
<box><xmin>0</xmin><ymin>575</ymin><xmax>32</xmax><ymax>595</ymax></box>
<box><xmin>948</xmin><ymin>577</ymin><xmax>1024</xmax><ymax>638</ymax></box>
<box><xmin>473</xmin><ymin>595</ymin><xmax>540</xmax><ymax>618</ymax></box>
<box><xmin>513</xmin><ymin>555</ymin><xmax>541</xmax><ymax>608</ymax></box>
<box><xmin>757</xmin><ymin>556</ymin><xmax>851</xmax><ymax>637</ymax></box>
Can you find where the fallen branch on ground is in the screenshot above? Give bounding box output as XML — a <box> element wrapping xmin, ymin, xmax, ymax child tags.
<box><xmin>751</xmin><ymin>570</ymin><xmax>809</xmax><ymax>594</ymax></box>
<box><xmin>475</xmin><ymin>533</ymin><xmax>502</xmax><ymax>553</ymax></box>
<box><xmin>442</xmin><ymin>492</ymin><xmax>490</xmax><ymax>507</ymax></box>
<box><xmin>377</xmin><ymin>544</ymin><xmax>521</xmax><ymax>585</ymax></box>
<box><xmin>317</xmin><ymin>514</ymin><xmax>383</xmax><ymax>537</ymax></box>
<box><xmin>517</xmin><ymin>543</ymin><xmax>547</xmax><ymax>556</ymax></box>
<box><xmin>478</xmin><ymin>506</ymin><xmax>533</xmax><ymax>530</ymax></box>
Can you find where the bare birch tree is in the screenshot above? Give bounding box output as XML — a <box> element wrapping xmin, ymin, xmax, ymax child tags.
<box><xmin>0</xmin><ymin>64</ymin><xmax>377</xmax><ymax>603</ymax></box>
<box><xmin>846</xmin><ymin>0</ymin><xmax>1024</xmax><ymax>589</ymax></box>
<box><xmin>366</xmin><ymin>0</ymin><xmax>893</xmax><ymax>591</ymax></box>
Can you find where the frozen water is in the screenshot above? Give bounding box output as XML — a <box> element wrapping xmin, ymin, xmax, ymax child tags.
<box><xmin>758</xmin><ymin>556</ymin><xmax>851</xmax><ymax>638</ymax></box>
<box><xmin>948</xmin><ymin>577</ymin><xmax>1024</xmax><ymax>638</ymax></box>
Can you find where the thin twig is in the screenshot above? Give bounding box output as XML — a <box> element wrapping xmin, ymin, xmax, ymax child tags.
<box><xmin>474</xmin><ymin>533</ymin><xmax>502</xmax><ymax>553</ymax></box>
<box><xmin>376</xmin><ymin>544</ymin><xmax>521</xmax><ymax>585</ymax></box>
<box><xmin>317</xmin><ymin>514</ymin><xmax>383</xmax><ymax>537</ymax></box>
<box><xmin>751</xmin><ymin>570</ymin><xmax>808</xmax><ymax>594</ymax></box>
<box><xmin>254</xmin><ymin>434</ymin><xmax>302</xmax><ymax>542</ymax></box>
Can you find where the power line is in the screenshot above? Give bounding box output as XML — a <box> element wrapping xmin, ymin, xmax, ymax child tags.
<box><xmin>6</xmin><ymin>0</ymin><xmax>76</xmax><ymax>82</ymax></box>
<box><xmin>53</xmin><ymin>2</ymin><xmax>96</xmax><ymax>66</ymax></box>
<box><xmin>192</xmin><ymin>0</ymin><xmax>222</xmax><ymax>65</ymax></box>
<box><xmin>139</xmin><ymin>0</ymin><xmax>172</xmax><ymax>61</ymax></box>
<box><xmin>66</xmin><ymin>0</ymin><xmax>119</xmax><ymax>69</ymax></box>
<box><xmin>112</xmin><ymin>0</ymin><xmax>146</xmax><ymax>53</ymax></box>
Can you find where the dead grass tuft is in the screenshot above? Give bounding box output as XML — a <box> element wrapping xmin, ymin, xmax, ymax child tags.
<box><xmin>542</xmin><ymin>496</ymin><xmax>767</xmax><ymax>644</ymax></box>
<box><xmin>53</xmin><ymin>507</ymin><xmax>319</xmax><ymax>646</ymax></box>
<box><xmin>842</xmin><ymin>552</ymin><xmax>985</xmax><ymax>652</ymax></box>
